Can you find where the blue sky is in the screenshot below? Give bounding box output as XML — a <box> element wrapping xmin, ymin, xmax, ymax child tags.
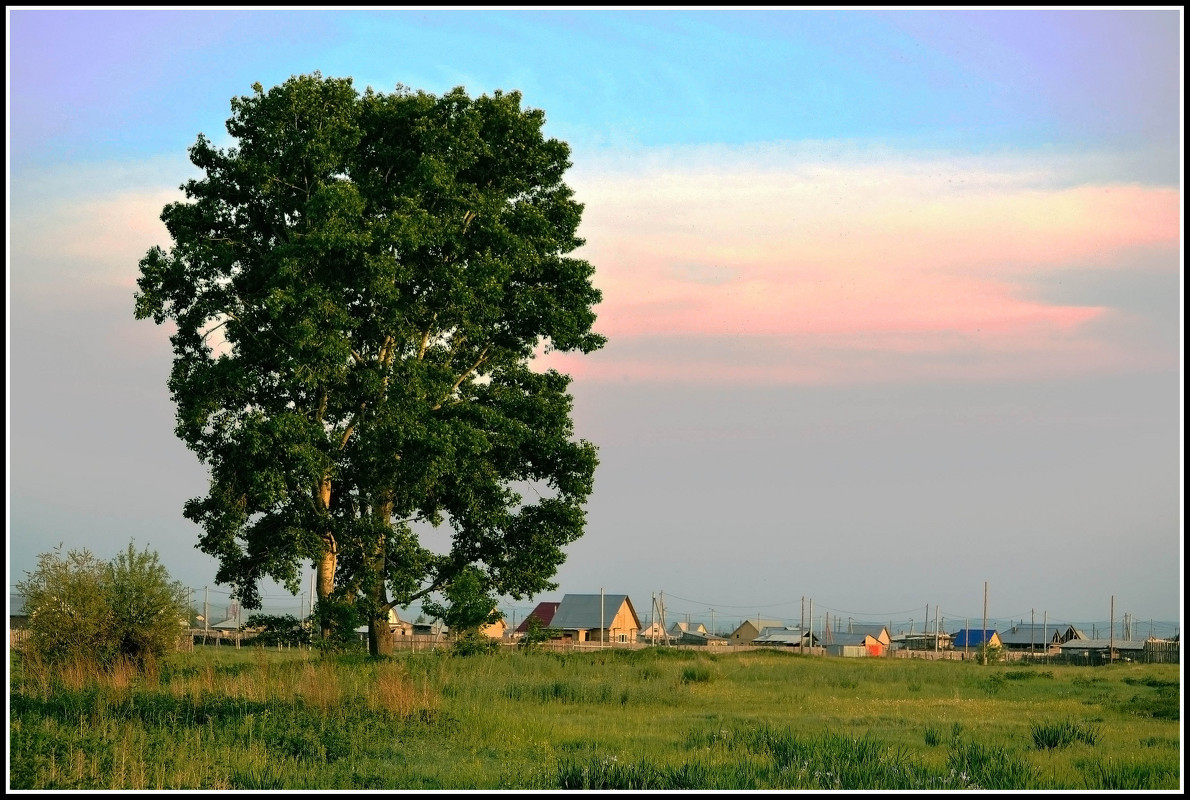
<box><xmin>7</xmin><ymin>9</ymin><xmax>1183</xmax><ymax>634</ymax></box>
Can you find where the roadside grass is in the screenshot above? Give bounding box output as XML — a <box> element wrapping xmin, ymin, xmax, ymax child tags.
<box><xmin>9</xmin><ymin>646</ymin><xmax>1180</xmax><ymax>789</ymax></box>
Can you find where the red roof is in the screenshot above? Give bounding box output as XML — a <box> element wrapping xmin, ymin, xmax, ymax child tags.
<box><xmin>515</xmin><ymin>601</ymin><xmax>561</xmax><ymax>634</ymax></box>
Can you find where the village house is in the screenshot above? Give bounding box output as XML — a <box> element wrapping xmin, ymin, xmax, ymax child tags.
<box><xmin>729</xmin><ymin>618</ymin><xmax>787</xmax><ymax>645</ymax></box>
<box><xmin>997</xmin><ymin>622</ymin><xmax>1085</xmax><ymax>652</ymax></box>
<box><xmin>512</xmin><ymin>601</ymin><xmax>561</xmax><ymax>639</ymax></box>
<box><xmin>844</xmin><ymin>623</ymin><xmax>892</xmax><ymax>648</ymax></box>
<box><xmin>824</xmin><ymin>632</ymin><xmax>885</xmax><ymax>657</ymax></box>
<box><xmin>638</xmin><ymin>620</ymin><xmax>675</xmax><ymax>644</ymax></box>
<box><xmin>548</xmin><ymin>593</ymin><xmax>640</xmax><ymax>644</ymax></box>
<box><xmin>950</xmin><ymin>629</ymin><xmax>1002</xmax><ymax>650</ymax></box>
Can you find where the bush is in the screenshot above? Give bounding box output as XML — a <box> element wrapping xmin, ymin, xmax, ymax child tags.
<box><xmin>17</xmin><ymin>546</ymin><xmax>113</xmax><ymax>665</ymax></box>
<box><xmin>17</xmin><ymin>541</ymin><xmax>186</xmax><ymax>668</ymax></box>
<box><xmin>451</xmin><ymin>630</ymin><xmax>500</xmax><ymax>657</ymax></box>
<box><xmin>245</xmin><ymin>614</ymin><xmax>312</xmax><ymax>647</ymax></box>
<box><xmin>106</xmin><ymin>542</ymin><xmax>188</xmax><ymax>664</ymax></box>
<box><xmin>518</xmin><ymin>615</ymin><xmax>561</xmax><ymax>651</ymax></box>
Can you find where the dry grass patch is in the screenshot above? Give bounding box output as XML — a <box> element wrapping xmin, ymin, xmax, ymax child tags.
<box><xmin>369</xmin><ymin>661</ymin><xmax>437</xmax><ymax>717</ymax></box>
<box><xmin>297</xmin><ymin>662</ymin><xmax>342</xmax><ymax>710</ymax></box>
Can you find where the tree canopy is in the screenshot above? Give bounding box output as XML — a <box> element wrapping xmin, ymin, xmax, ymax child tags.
<box><xmin>135</xmin><ymin>73</ymin><xmax>604</xmax><ymax>654</ymax></box>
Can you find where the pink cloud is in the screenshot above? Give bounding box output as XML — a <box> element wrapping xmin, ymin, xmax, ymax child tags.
<box><xmin>559</xmin><ymin>150</ymin><xmax>1180</xmax><ymax>383</ymax></box>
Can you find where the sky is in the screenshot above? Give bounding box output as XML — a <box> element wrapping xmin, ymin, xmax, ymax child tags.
<box><xmin>7</xmin><ymin>8</ymin><xmax>1183</xmax><ymax>637</ymax></box>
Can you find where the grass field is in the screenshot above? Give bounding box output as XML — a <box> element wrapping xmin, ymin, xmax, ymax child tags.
<box><xmin>8</xmin><ymin>645</ymin><xmax>1181</xmax><ymax>790</ymax></box>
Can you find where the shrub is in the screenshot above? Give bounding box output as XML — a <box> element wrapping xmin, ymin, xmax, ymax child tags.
<box><xmin>313</xmin><ymin>598</ymin><xmax>363</xmax><ymax>654</ymax></box>
<box><xmin>17</xmin><ymin>545</ymin><xmax>113</xmax><ymax>666</ymax></box>
<box><xmin>106</xmin><ymin>542</ymin><xmax>188</xmax><ymax>665</ymax></box>
<box><xmin>518</xmin><ymin>615</ymin><xmax>561</xmax><ymax>651</ymax></box>
<box><xmin>17</xmin><ymin>541</ymin><xmax>186</xmax><ymax>668</ymax></box>
<box><xmin>245</xmin><ymin>614</ymin><xmax>312</xmax><ymax>648</ymax></box>
<box><xmin>451</xmin><ymin>630</ymin><xmax>500</xmax><ymax>657</ymax></box>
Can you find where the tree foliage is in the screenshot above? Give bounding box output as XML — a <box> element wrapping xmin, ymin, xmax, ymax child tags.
<box><xmin>420</xmin><ymin>565</ymin><xmax>503</xmax><ymax>637</ymax></box>
<box><xmin>17</xmin><ymin>542</ymin><xmax>186</xmax><ymax>667</ymax></box>
<box><xmin>134</xmin><ymin>73</ymin><xmax>604</xmax><ymax>653</ymax></box>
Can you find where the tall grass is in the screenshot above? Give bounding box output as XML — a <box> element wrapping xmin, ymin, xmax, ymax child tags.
<box><xmin>9</xmin><ymin>645</ymin><xmax>1181</xmax><ymax>789</ymax></box>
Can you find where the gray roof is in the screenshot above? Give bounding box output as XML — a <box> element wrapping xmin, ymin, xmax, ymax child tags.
<box><xmin>846</xmin><ymin>624</ymin><xmax>891</xmax><ymax>639</ymax></box>
<box><xmin>550</xmin><ymin>594</ymin><xmax>639</xmax><ymax>631</ymax></box>
<box><xmin>826</xmin><ymin>632</ymin><xmax>876</xmax><ymax>647</ymax></box>
<box><xmin>1059</xmin><ymin>638</ymin><xmax>1147</xmax><ymax>651</ymax></box>
<box><xmin>753</xmin><ymin>628</ymin><xmax>816</xmax><ymax>645</ymax></box>
<box><xmin>671</xmin><ymin>621</ymin><xmax>707</xmax><ymax>633</ymax></box>
<box><xmin>733</xmin><ymin>618</ymin><xmax>786</xmax><ymax>634</ymax></box>
<box><xmin>998</xmin><ymin>625</ymin><xmax>1063</xmax><ymax>646</ymax></box>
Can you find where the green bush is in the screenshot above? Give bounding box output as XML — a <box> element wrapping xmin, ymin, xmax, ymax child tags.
<box><xmin>17</xmin><ymin>541</ymin><xmax>186</xmax><ymax>668</ymax></box>
<box><xmin>106</xmin><ymin>542</ymin><xmax>188</xmax><ymax>664</ymax></box>
<box><xmin>244</xmin><ymin>614</ymin><xmax>312</xmax><ymax>648</ymax></box>
<box><xmin>451</xmin><ymin>630</ymin><xmax>500</xmax><ymax>657</ymax></box>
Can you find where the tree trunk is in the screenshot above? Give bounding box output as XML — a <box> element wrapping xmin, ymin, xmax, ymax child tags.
<box><xmin>366</xmin><ymin>495</ymin><xmax>394</xmax><ymax>657</ymax></box>
<box><xmin>316</xmin><ymin>475</ymin><xmax>337</xmax><ymax>640</ymax></box>
<box><xmin>316</xmin><ymin>547</ymin><xmax>337</xmax><ymax>639</ymax></box>
<box><xmin>369</xmin><ymin>614</ymin><xmax>395</xmax><ymax>657</ymax></box>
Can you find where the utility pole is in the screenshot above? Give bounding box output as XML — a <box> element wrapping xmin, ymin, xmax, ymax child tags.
<box><xmin>934</xmin><ymin>605</ymin><xmax>940</xmax><ymax>653</ymax></box>
<box><xmin>600</xmin><ymin>587</ymin><xmax>605</xmax><ymax>649</ymax></box>
<box><xmin>981</xmin><ymin>581</ymin><xmax>989</xmax><ymax>666</ymax></box>
<box><xmin>710</xmin><ymin>609</ymin><xmax>715</xmax><ymax>637</ymax></box>
<box><xmin>1042</xmin><ymin>610</ymin><xmax>1048</xmax><ymax>661</ymax></box>
<box><xmin>204</xmin><ymin>586</ymin><xmax>209</xmax><ymax>634</ymax></box>
<box><xmin>801</xmin><ymin>596</ymin><xmax>805</xmax><ymax>634</ymax></box>
<box><xmin>808</xmin><ymin>599</ymin><xmax>813</xmax><ymax>653</ymax></box>
<box><xmin>964</xmin><ymin>617</ymin><xmax>969</xmax><ymax>659</ymax></box>
<box><xmin>1109</xmin><ymin>595</ymin><xmax>1115</xmax><ymax>664</ymax></box>
<box><xmin>659</xmin><ymin>592</ymin><xmax>668</xmax><ymax>646</ymax></box>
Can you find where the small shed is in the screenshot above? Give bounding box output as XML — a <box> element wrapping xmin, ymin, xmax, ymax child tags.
<box><xmin>675</xmin><ymin>629</ymin><xmax>728</xmax><ymax>647</ymax></box>
<box><xmin>1059</xmin><ymin>638</ymin><xmax>1147</xmax><ymax>662</ymax></box>
<box><xmin>751</xmin><ymin>627</ymin><xmax>818</xmax><ymax>648</ymax></box>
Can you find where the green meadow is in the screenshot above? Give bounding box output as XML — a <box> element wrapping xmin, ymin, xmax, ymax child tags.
<box><xmin>8</xmin><ymin>646</ymin><xmax>1180</xmax><ymax>790</ymax></box>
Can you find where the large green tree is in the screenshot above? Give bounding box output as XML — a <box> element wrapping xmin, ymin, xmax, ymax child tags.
<box><xmin>135</xmin><ymin>73</ymin><xmax>604</xmax><ymax>654</ymax></box>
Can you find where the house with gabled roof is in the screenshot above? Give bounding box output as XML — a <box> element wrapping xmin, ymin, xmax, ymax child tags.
<box><xmin>549</xmin><ymin>594</ymin><xmax>641</xmax><ymax>644</ymax></box>
<box><xmin>951</xmin><ymin>629</ymin><xmax>1002</xmax><ymax>649</ymax></box>
<box><xmin>824</xmin><ymin>632</ymin><xmax>885</xmax><ymax>657</ymax></box>
<box><xmin>514</xmin><ymin>601</ymin><xmax>562</xmax><ymax>637</ymax></box>
<box><xmin>639</xmin><ymin>620</ymin><xmax>675</xmax><ymax>644</ymax></box>
<box><xmin>997</xmin><ymin>623</ymin><xmax>1065</xmax><ymax>651</ymax></box>
<box><xmin>730</xmin><ymin>618</ymin><xmax>787</xmax><ymax>645</ymax></box>
<box><xmin>845</xmin><ymin>623</ymin><xmax>892</xmax><ymax>648</ymax></box>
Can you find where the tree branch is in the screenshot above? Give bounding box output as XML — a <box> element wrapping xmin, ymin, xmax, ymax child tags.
<box><xmin>432</xmin><ymin>346</ymin><xmax>489</xmax><ymax>411</ymax></box>
<box><xmin>417</xmin><ymin>314</ymin><xmax>437</xmax><ymax>360</ymax></box>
